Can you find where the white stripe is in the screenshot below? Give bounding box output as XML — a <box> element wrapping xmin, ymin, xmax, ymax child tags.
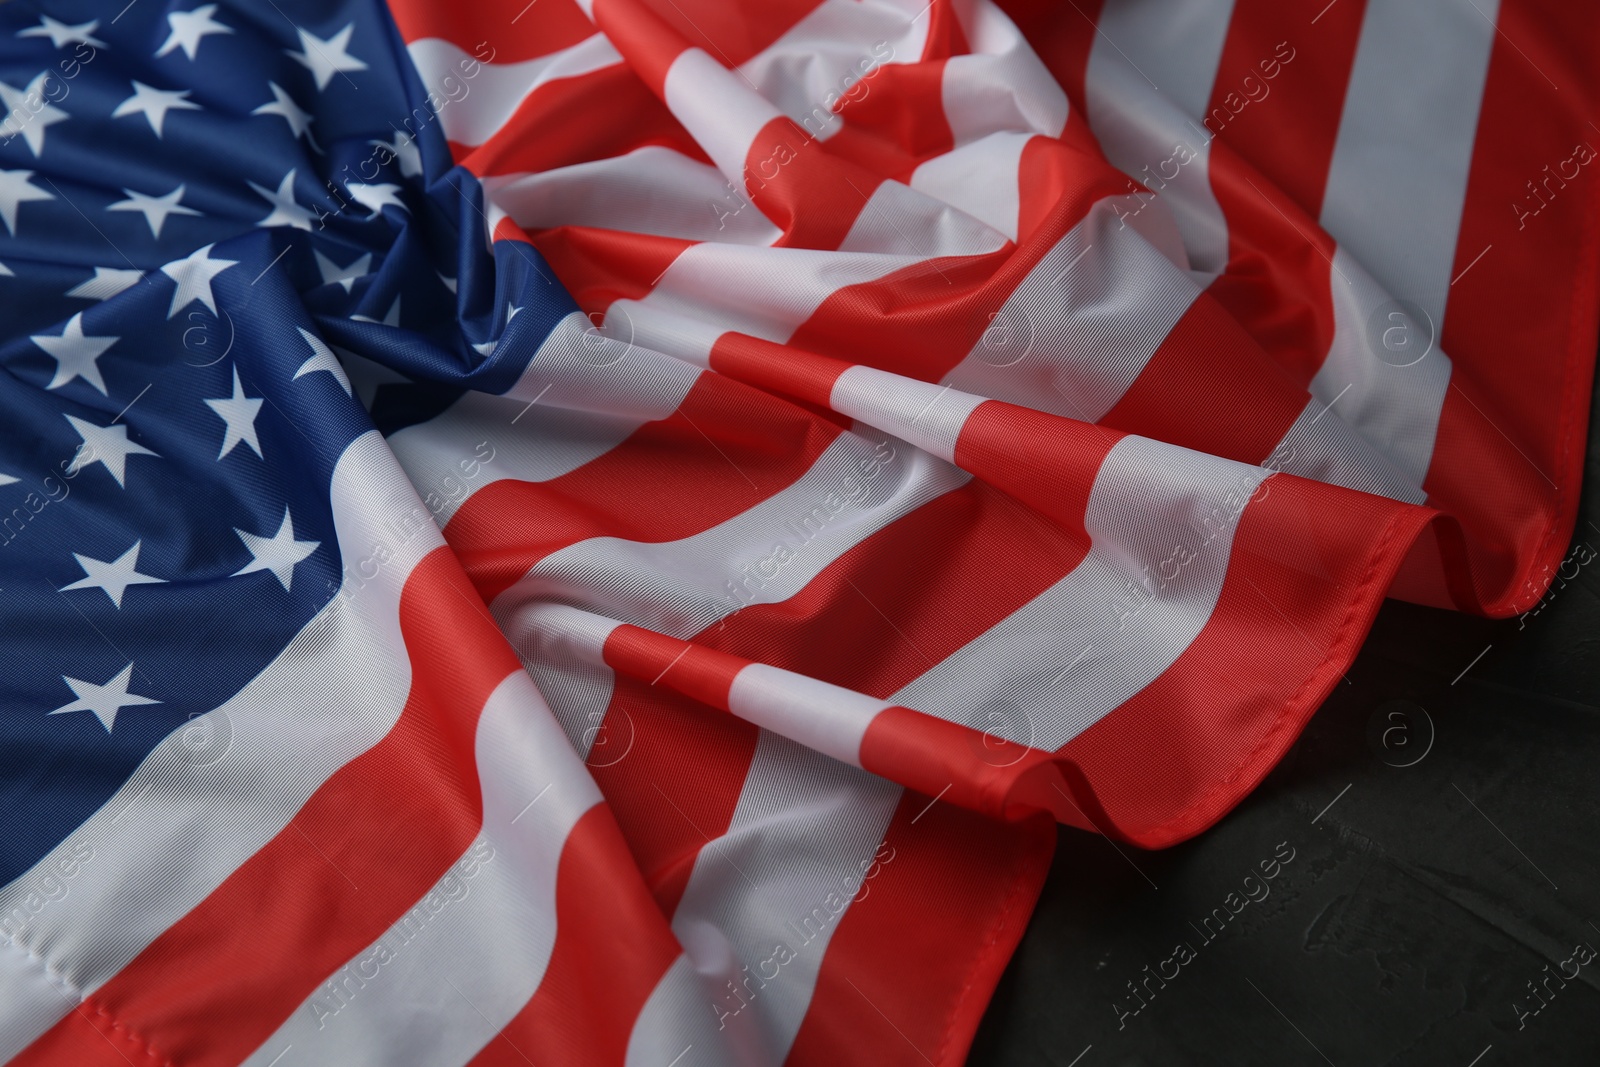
<box><xmin>407</xmin><ymin>34</ymin><xmax>622</xmax><ymax>148</ymax></box>
<box><xmin>1084</xmin><ymin>0</ymin><xmax>1235</xmax><ymax>278</ymax></box>
<box><xmin>835</xmin><ymin>178</ymin><xmax>1011</xmax><ymax>257</ymax></box>
<box><xmin>0</xmin><ymin>432</ymin><xmax>439</xmax><ymax>1060</ymax></box>
<box><xmin>662</xmin><ymin>734</ymin><xmax>902</xmax><ymax>1062</ymax></box>
<box><xmin>481</xmin><ymin>148</ymin><xmax>784</xmax><ymax>246</ymax></box>
<box><xmin>664</xmin><ymin>48</ymin><xmax>786</xmax><ymax>195</ymax></box>
<box><xmin>504</xmin><ymin>604</ymin><xmax>621</xmax><ymax>761</ymax></box>
<box><xmin>942</xmin><ymin>0</ymin><xmax>1069</xmax><ymax>145</ymax></box>
<box><xmin>485</xmin><ymin>438</ymin><xmax>957</xmax><ymax>1062</ymax></box>
<box><xmin>1271</xmin><ymin>388</ymin><xmax>1429</xmax><ymax>504</ymax></box>
<box><xmin>727</xmin><ymin>664</ymin><xmax>885</xmax><ymax>768</ymax></box>
<box><xmin>240</xmin><ymin>670</ymin><xmax>602</xmax><ymax>1067</ymax></box>
<box><xmin>493</xmin><ymin>427</ymin><xmax>965</xmax><ymax>756</ymax></box>
<box><xmin>938</xmin><ymin>194</ymin><xmax>1199</xmax><ymax>421</ymax></box>
<box><xmin>0</xmin><ymin>936</ymin><xmax>70</xmax><ymax>1060</ymax></box>
<box><xmin>734</xmin><ymin>0</ymin><xmax>931</xmax><ymax>143</ymax></box>
<box><xmin>909</xmin><ymin>131</ymin><xmax>1031</xmax><ymax>242</ymax></box>
<box><xmin>387</xmin><ymin>311</ymin><xmax>702</xmax><ymax>526</ymax></box>
<box><xmin>514</xmin><ymin>605</ymin><xmax>888</xmax><ymax>770</ymax></box>
<box><xmin>1307</xmin><ymin>247</ymin><xmax>1454</xmax><ymax>486</ymax></box>
<box><xmin>494</xmin><ymin>429</ymin><xmax>969</xmax><ymax>641</ymax></box>
<box><xmin>1319</xmin><ymin>0</ymin><xmax>1499</xmax><ymax>334</ymax></box>
<box><xmin>830</xmin><ymin>366</ymin><xmax>986</xmax><ymax>464</ymax></box>
<box><xmin>898</xmin><ymin>435</ymin><xmax>1268</xmax><ymax>749</ymax></box>
<box><xmin>626</xmin><ymin>953</ymin><xmax>756</xmax><ymax>1067</ymax></box>
<box><xmin>506</xmin><ymin>432</ymin><xmax>1264</xmax><ymax>1063</ymax></box>
<box><xmin>606</xmin><ymin>243</ymin><xmax>925</xmax><ymax>366</ymax></box>
<box><xmin>1307</xmin><ymin>0</ymin><xmax>1498</xmax><ymax>485</ymax></box>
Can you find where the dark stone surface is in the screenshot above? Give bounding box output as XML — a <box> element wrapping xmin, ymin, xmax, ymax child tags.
<box><xmin>970</xmin><ymin>381</ymin><xmax>1600</xmax><ymax>1066</ymax></box>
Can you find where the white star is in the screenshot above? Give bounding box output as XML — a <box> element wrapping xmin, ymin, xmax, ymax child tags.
<box><xmin>233</xmin><ymin>509</ymin><xmax>319</xmax><ymax>592</ymax></box>
<box><xmin>0</xmin><ymin>260</ymin><xmax>11</xmax><ymax>276</ymax></box>
<box><xmin>66</xmin><ymin>267</ymin><xmax>143</xmax><ymax>301</ymax></box>
<box><xmin>372</xmin><ymin>132</ymin><xmax>422</xmax><ymax>179</ymax></box>
<box><xmin>438</xmin><ymin>272</ymin><xmax>456</xmax><ymax>294</ymax></box>
<box><xmin>350</xmin><ymin>295</ymin><xmax>400</xmax><ymax>327</ymax></box>
<box><xmin>61</xmin><ymin>541</ymin><xmax>165</xmax><ymax>608</ymax></box>
<box><xmin>49</xmin><ymin>664</ymin><xmax>160</xmax><ymax>733</ymax></box>
<box><xmin>64</xmin><ymin>414</ymin><xmax>159</xmax><ymax>488</ymax></box>
<box><xmin>249</xmin><ymin>169</ymin><xmax>314</xmax><ymax>231</ymax></box>
<box><xmin>155</xmin><ymin>4</ymin><xmax>232</xmax><ymax>61</ymax></box>
<box><xmin>252</xmin><ymin>81</ymin><xmax>319</xmax><ymax>145</ymax></box>
<box><xmin>160</xmin><ymin>243</ymin><xmax>237</xmax><ymax>319</ymax></box>
<box><xmin>345</xmin><ymin>182</ymin><xmax>406</xmax><ymax>218</ymax></box>
<box><xmin>108</xmin><ymin>184</ymin><xmax>201</xmax><ymax>239</ymax></box>
<box><xmin>17</xmin><ymin>16</ymin><xmax>107</xmax><ymax>49</ymax></box>
<box><xmin>0</xmin><ymin>74</ymin><xmax>69</xmax><ymax>156</ymax></box>
<box><xmin>204</xmin><ymin>366</ymin><xmax>263</xmax><ymax>460</ymax></box>
<box><xmin>0</xmin><ymin>168</ymin><xmax>52</xmax><ymax>234</ymax></box>
<box><xmin>314</xmin><ymin>249</ymin><xmax>371</xmax><ymax>293</ymax></box>
<box><xmin>111</xmin><ymin>81</ymin><xmax>200</xmax><ymax>137</ymax></box>
<box><xmin>0</xmin><ymin>471</ymin><xmax>17</xmax><ymax>485</ymax></box>
<box><xmin>31</xmin><ymin>313</ymin><xmax>117</xmax><ymax>394</ymax></box>
<box><xmin>293</xmin><ymin>327</ymin><xmax>353</xmax><ymax>395</ymax></box>
<box><xmin>286</xmin><ymin>24</ymin><xmax>367</xmax><ymax>91</ymax></box>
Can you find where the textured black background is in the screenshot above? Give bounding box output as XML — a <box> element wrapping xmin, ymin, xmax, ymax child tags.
<box><xmin>971</xmin><ymin>378</ymin><xmax>1600</xmax><ymax>1066</ymax></box>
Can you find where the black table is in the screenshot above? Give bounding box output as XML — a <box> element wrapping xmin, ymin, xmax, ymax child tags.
<box><xmin>971</xmin><ymin>378</ymin><xmax>1600</xmax><ymax>1066</ymax></box>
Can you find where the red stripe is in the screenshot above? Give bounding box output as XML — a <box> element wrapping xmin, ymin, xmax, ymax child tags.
<box><xmin>709</xmin><ymin>331</ymin><xmax>852</xmax><ymax>409</ymax></box>
<box><xmin>1059</xmin><ymin>473</ymin><xmax>1435</xmax><ymax>846</ymax></box>
<box><xmin>466</xmin><ymin>803</ymin><xmax>682</xmax><ymax>1066</ymax></box>
<box><xmin>612</xmin><ymin>0</ymin><xmax>826</xmax><ymax>70</ymax></box>
<box><xmin>449</xmin><ymin>371</ymin><xmax>844</xmax><ymax>604</ymax></box>
<box><xmin>1083</xmin><ymin>4</ymin><xmax>1361</xmax><ymax>467</ymax></box>
<box><xmin>1205</xmin><ymin>4</ymin><xmax>1362</xmax><ymax>220</ymax></box>
<box><xmin>589</xmin><ymin>0</ymin><xmax>691</xmax><ymax>97</ymax></box>
<box><xmin>1016</xmin><ymin>132</ymin><xmax>1079</xmax><ymax>245</ymax></box>
<box><xmin>585</xmin><ymin>625</ymin><xmax>761</xmax><ymax>916</ymax></box>
<box><xmin>453</xmin><ymin>66</ymin><xmax>708</xmax><ymax>176</ymax></box>
<box><xmin>595</xmin><ymin>624</ymin><xmax>1130</xmax><ymax>842</ymax></box>
<box><xmin>1098</xmin><ymin>291</ymin><xmax>1309</xmax><ymax>465</ymax></box>
<box><xmin>440</xmin><ymin>370</ymin><xmax>849</xmax><ymax>920</ymax></box>
<box><xmin>746</xmin><ymin>116</ymin><xmax>888</xmax><ymax>249</ymax></box>
<box><xmin>466</xmin><ymin>2</ymin><xmax>1136</xmax><ymax>397</ymax></box>
<box><xmin>1202</xmin><ymin>0</ymin><xmax>1365</xmax><ymax>385</ymax></box>
<box><xmin>604</xmin><ymin>624</ymin><xmax>747</xmax><ymax>711</ymax></box>
<box><xmin>785</xmin><ymin>158</ymin><xmax>1131</xmax><ymax>383</ymax></box>
<box><xmin>1427</xmin><ymin>0</ymin><xmax>1600</xmax><ymax>614</ymax></box>
<box><xmin>529</xmin><ymin>228</ymin><xmax>696</xmax><ymax>315</ymax></box>
<box><xmin>821</xmin><ymin>59</ymin><xmax>956</xmax><ymax>184</ymax></box>
<box><xmin>952</xmin><ymin>399</ymin><xmax>1121</xmax><ymax>543</ymax></box>
<box><xmin>997</xmin><ymin>0</ymin><xmax>1107</xmax><ymax>183</ymax></box>
<box><xmin>784</xmin><ymin>786</ymin><xmax>1053</xmax><ymax>1067</ymax></box>
<box><xmin>387</xmin><ymin>0</ymin><xmax>594</xmax><ymax>61</ymax></box>
<box><xmin>995</xmin><ymin>0</ymin><xmax>1101</xmax><ymax>112</ymax></box>
<box><xmin>578</xmin><ymin>466</ymin><xmax>1095</xmax><ymax>913</ymax></box>
<box><xmin>641</xmin><ymin>481</ymin><xmax>1084</xmax><ymax>1058</ymax></box>
<box><xmin>802</xmin><ymin>2</ymin><xmax>966</xmax><ymax>185</ymax></box>
<box><xmin>580</xmin><ymin>479</ymin><xmax>1053</xmax><ymax>911</ymax></box>
<box><xmin>594</xmin><ymin>625</ymin><xmax>1130</xmax><ymax>840</ymax></box>
<box><xmin>769</xmin><ymin>141</ymin><xmax>1131</xmax><ymax>384</ymax></box>
<box><xmin>858</xmin><ymin>706</ymin><xmax>1093</xmax><ymax>832</ymax></box>
<box><xmin>11</xmin><ymin>548</ymin><xmax>521</xmax><ymax>1067</ymax></box>
<box><xmin>587</xmin><ymin>668</ymin><xmax>761</xmax><ymax>917</ymax></box>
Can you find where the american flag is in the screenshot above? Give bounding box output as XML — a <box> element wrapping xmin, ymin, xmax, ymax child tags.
<box><xmin>0</xmin><ymin>0</ymin><xmax>1591</xmax><ymax>1063</ymax></box>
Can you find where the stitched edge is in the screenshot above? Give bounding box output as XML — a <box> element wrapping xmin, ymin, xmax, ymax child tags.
<box><xmin>0</xmin><ymin>934</ymin><xmax>173</xmax><ymax>1065</ymax></box>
